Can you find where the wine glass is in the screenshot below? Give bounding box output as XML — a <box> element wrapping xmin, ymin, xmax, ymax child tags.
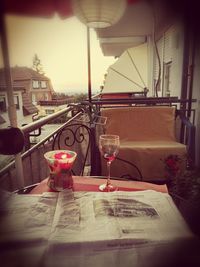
<box><xmin>99</xmin><ymin>134</ymin><xmax>120</xmax><ymax>192</ymax></box>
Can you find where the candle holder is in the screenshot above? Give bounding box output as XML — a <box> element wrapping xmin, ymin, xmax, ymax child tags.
<box><xmin>44</xmin><ymin>150</ymin><xmax>77</xmax><ymax>191</ymax></box>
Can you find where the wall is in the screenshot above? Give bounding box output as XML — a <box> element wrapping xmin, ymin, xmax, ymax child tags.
<box><xmin>0</xmin><ymin>90</ymin><xmax>33</xmax><ymax>128</ymax></box>
<box><xmin>170</xmin><ymin>23</ymin><xmax>184</xmax><ymax>97</ymax></box>
<box><xmin>192</xmin><ymin>43</ymin><xmax>200</xmax><ymax>167</ymax></box>
<box><xmin>153</xmin><ymin>23</ymin><xmax>184</xmax><ymax>97</ymax></box>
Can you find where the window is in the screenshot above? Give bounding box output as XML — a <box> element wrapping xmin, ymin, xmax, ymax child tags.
<box><xmin>41</xmin><ymin>81</ymin><xmax>47</xmax><ymax>88</ymax></box>
<box><xmin>32</xmin><ymin>80</ymin><xmax>39</xmax><ymax>89</ymax></box>
<box><xmin>32</xmin><ymin>93</ymin><xmax>36</xmax><ymax>104</ymax></box>
<box><xmin>154</xmin><ymin>79</ymin><xmax>161</xmax><ymax>95</ymax></box>
<box><xmin>0</xmin><ymin>96</ymin><xmax>6</xmax><ymax>112</ymax></box>
<box><xmin>14</xmin><ymin>95</ymin><xmax>20</xmax><ymax>109</ymax></box>
<box><xmin>163</xmin><ymin>62</ymin><xmax>172</xmax><ymax>96</ymax></box>
<box><xmin>45</xmin><ymin>109</ymin><xmax>54</xmax><ymax>115</ymax></box>
<box><xmin>45</xmin><ymin>93</ymin><xmax>48</xmax><ymax>100</ymax></box>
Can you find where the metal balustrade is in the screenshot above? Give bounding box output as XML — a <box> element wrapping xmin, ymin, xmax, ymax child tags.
<box><xmin>0</xmin><ymin>97</ymin><xmax>197</xmax><ymax>191</ymax></box>
<box><xmin>0</xmin><ymin>105</ymin><xmax>97</xmax><ymax>191</ymax></box>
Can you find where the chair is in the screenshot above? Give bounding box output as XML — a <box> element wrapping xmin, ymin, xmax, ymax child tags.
<box><xmin>51</xmin><ymin>123</ymin><xmax>92</xmax><ymax>176</ymax></box>
<box><xmin>100</xmin><ymin>106</ymin><xmax>191</xmax><ymax>182</ymax></box>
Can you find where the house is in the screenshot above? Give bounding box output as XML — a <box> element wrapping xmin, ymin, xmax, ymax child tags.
<box><xmin>37</xmin><ymin>97</ymin><xmax>75</xmax><ymax>119</ymax></box>
<box><xmin>0</xmin><ymin>66</ymin><xmax>55</xmax><ymax>127</ymax></box>
<box><xmin>4</xmin><ymin>66</ymin><xmax>54</xmax><ymax>104</ymax></box>
<box><xmin>0</xmin><ymin>83</ymin><xmax>38</xmax><ymax>128</ymax></box>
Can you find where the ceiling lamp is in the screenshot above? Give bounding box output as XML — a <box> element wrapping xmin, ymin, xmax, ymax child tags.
<box><xmin>72</xmin><ymin>0</ymin><xmax>127</xmax><ymax>28</ymax></box>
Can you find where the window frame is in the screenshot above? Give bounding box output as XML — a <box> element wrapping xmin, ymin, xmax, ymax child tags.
<box><xmin>41</xmin><ymin>81</ymin><xmax>47</xmax><ymax>89</ymax></box>
<box><xmin>14</xmin><ymin>95</ymin><xmax>20</xmax><ymax>109</ymax></box>
<box><xmin>45</xmin><ymin>109</ymin><xmax>54</xmax><ymax>115</ymax></box>
<box><xmin>163</xmin><ymin>61</ymin><xmax>172</xmax><ymax>96</ymax></box>
<box><xmin>32</xmin><ymin>80</ymin><xmax>40</xmax><ymax>89</ymax></box>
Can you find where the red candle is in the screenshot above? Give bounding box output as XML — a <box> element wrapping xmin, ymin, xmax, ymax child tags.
<box><xmin>53</xmin><ymin>151</ymin><xmax>74</xmax><ymax>170</ymax></box>
<box><xmin>54</xmin><ymin>152</ymin><xmax>73</xmax><ymax>160</ymax></box>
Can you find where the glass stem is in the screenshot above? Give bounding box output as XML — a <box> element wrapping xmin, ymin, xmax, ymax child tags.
<box><xmin>107</xmin><ymin>161</ymin><xmax>111</xmax><ymax>186</ymax></box>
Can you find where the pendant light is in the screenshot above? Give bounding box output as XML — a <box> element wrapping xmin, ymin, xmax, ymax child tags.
<box><xmin>72</xmin><ymin>0</ymin><xmax>127</xmax><ymax>28</ymax></box>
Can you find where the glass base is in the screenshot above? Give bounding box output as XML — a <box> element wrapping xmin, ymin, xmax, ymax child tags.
<box><xmin>99</xmin><ymin>183</ymin><xmax>117</xmax><ymax>192</ymax></box>
<box><xmin>47</xmin><ymin>171</ymin><xmax>73</xmax><ymax>192</ymax></box>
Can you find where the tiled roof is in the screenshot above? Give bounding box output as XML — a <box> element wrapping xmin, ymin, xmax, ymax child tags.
<box><xmin>0</xmin><ymin>83</ymin><xmax>25</xmax><ymax>92</ymax></box>
<box><xmin>0</xmin><ymin>67</ymin><xmax>50</xmax><ymax>86</ymax></box>
<box><xmin>22</xmin><ymin>92</ymin><xmax>38</xmax><ymax>115</ymax></box>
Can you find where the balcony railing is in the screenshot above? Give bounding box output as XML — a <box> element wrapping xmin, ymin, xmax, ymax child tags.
<box><xmin>39</xmin><ymin>98</ymin><xmax>75</xmax><ymax>106</ymax></box>
<box><xmin>0</xmin><ymin>104</ymin><xmax>98</xmax><ymax>191</ymax></box>
<box><xmin>0</xmin><ymin>97</ymin><xmax>197</xmax><ymax>192</ymax></box>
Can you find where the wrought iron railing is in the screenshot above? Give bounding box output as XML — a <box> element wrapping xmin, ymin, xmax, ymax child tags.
<box><xmin>0</xmin><ymin>97</ymin><xmax>197</xmax><ymax>191</ymax></box>
<box><xmin>0</xmin><ymin>105</ymin><xmax>98</xmax><ymax>191</ymax></box>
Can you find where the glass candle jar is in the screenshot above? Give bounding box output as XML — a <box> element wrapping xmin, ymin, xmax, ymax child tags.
<box><xmin>44</xmin><ymin>150</ymin><xmax>77</xmax><ymax>191</ymax></box>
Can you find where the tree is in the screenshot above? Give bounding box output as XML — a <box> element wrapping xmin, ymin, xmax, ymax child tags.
<box><xmin>74</xmin><ymin>93</ymin><xmax>88</xmax><ymax>103</ymax></box>
<box><xmin>32</xmin><ymin>54</ymin><xmax>45</xmax><ymax>75</ymax></box>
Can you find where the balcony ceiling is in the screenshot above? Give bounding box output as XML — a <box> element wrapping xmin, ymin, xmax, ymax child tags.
<box><xmin>95</xmin><ymin>1</ymin><xmax>154</xmax><ymax>57</ymax></box>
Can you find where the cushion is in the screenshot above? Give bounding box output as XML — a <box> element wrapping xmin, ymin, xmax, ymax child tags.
<box><xmin>102</xmin><ymin>106</ymin><xmax>176</xmax><ymax>141</ymax></box>
<box><xmin>101</xmin><ymin>141</ymin><xmax>187</xmax><ymax>181</ymax></box>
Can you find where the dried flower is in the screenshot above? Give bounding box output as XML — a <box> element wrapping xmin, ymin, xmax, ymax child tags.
<box><xmin>163</xmin><ymin>154</ymin><xmax>182</xmax><ymax>178</ymax></box>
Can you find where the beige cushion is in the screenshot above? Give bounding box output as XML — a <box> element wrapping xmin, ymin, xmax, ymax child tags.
<box><xmin>102</xmin><ymin>106</ymin><xmax>176</xmax><ymax>141</ymax></box>
<box><xmin>101</xmin><ymin>141</ymin><xmax>186</xmax><ymax>181</ymax></box>
<box><xmin>100</xmin><ymin>107</ymin><xmax>186</xmax><ymax>181</ymax></box>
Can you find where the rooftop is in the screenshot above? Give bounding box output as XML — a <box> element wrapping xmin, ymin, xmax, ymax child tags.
<box><xmin>0</xmin><ymin>67</ymin><xmax>50</xmax><ymax>86</ymax></box>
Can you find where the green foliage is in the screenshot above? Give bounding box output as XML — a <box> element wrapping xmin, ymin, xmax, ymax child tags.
<box><xmin>73</xmin><ymin>93</ymin><xmax>88</xmax><ymax>103</ymax></box>
<box><xmin>32</xmin><ymin>54</ymin><xmax>45</xmax><ymax>75</ymax></box>
<box><xmin>52</xmin><ymin>92</ymin><xmax>70</xmax><ymax>99</ymax></box>
<box><xmin>52</xmin><ymin>92</ymin><xmax>87</xmax><ymax>103</ymax></box>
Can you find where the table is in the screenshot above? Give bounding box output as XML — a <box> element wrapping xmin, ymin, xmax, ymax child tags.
<box><xmin>1</xmin><ymin>177</ymin><xmax>198</xmax><ymax>267</ymax></box>
<box><xmin>30</xmin><ymin>176</ymin><xmax>168</xmax><ymax>194</ymax></box>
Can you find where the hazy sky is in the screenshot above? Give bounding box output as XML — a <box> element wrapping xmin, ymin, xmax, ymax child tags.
<box><xmin>2</xmin><ymin>15</ymin><xmax>116</xmax><ymax>94</ymax></box>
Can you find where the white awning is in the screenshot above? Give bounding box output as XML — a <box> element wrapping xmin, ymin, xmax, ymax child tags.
<box><xmin>103</xmin><ymin>43</ymin><xmax>148</xmax><ymax>94</ymax></box>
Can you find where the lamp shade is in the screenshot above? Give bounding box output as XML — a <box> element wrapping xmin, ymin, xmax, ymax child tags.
<box><xmin>72</xmin><ymin>0</ymin><xmax>127</xmax><ymax>28</ymax></box>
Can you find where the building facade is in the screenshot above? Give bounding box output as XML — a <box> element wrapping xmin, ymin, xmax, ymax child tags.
<box><xmin>0</xmin><ymin>66</ymin><xmax>54</xmax><ymax>127</ymax></box>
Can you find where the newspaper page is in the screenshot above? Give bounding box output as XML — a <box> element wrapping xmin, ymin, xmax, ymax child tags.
<box><xmin>49</xmin><ymin>190</ymin><xmax>192</xmax><ymax>243</ymax></box>
<box><xmin>0</xmin><ymin>191</ymin><xmax>57</xmax><ymax>267</ymax></box>
<box><xmin>0</xmin><ymin>190</ymin><xmax>195</xmax><ymax>267</ymax></box>
<box><xmin>0</xmin><ymin>192</ymin><xmax>57</xmax><ymax>243</ymax></box>
<box><xmin>43</xmin><ymin>190</ymin><xmax>194</xmax><ymax>267</ymax></box>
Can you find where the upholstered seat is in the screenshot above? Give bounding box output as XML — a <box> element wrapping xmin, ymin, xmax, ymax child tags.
<box><xmin>101</xmin><ymin>106</ymin><xmax>187</xmax><ymax>181</ymax></box>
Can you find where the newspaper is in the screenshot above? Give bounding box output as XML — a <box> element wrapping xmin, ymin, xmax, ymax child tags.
<box><xmin>48</xmin><ymin>190</ymin><xmax>192</xmax><ymax>242</ymax></box>
<box><xmin>0</xmin><ymin>193</ymin><xmax>57</xmax><ymax>243</ymax></box>
<box><xmin>0</xmin><ymin>190</ymin><xmax>195</xmax><ymax>267</ymax></box>
<box><xmin>45</xmin><ymin>190</ymin><xmax>194</xmax><ymax>267</ymax></box>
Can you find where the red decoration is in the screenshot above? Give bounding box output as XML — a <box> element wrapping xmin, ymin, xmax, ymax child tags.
<box><xmin>54</xmin><ymin>151</ymin><xmax>72</xmax><ymax>160</ymax></box>
<box><xmin>163</xmin><ymin>154</ymin><xmax>182</xmax><ymax>177</ymax></box>
<box><xmin>4</xmin><ymin>0</ymin><xmax>138</xmax><ymax>17</ymax></box>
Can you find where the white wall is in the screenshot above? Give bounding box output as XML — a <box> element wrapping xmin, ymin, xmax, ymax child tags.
<box><xmin>153</xmin><ymin>23</ymin><xmax>184</xmax><ymax>97</ymax></box>
<box><xmin>170</xmin><ymin>23</ymin><xmax>184</xmax><ymax>97</ymax></box>
<box><xmin>0</xmin><ymin>91</ymin><xmax>33</xmax><ymax>128</ymax></box>
<box><xmin>147</xmin><ymin>35</ymin><xmax>154</xmax><ymax>96</ymax></box>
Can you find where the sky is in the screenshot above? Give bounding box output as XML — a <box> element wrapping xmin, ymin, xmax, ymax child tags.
<box><xmin>1</xmin><ymin>15</ymin><xmax>116</xmax><ymax>94</ymax></box>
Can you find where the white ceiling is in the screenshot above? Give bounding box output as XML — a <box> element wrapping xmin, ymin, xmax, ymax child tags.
<box><xmin>95</xmin><ymin>0</ymin><xmax>154</xmax><ymax>57</ymax></box>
